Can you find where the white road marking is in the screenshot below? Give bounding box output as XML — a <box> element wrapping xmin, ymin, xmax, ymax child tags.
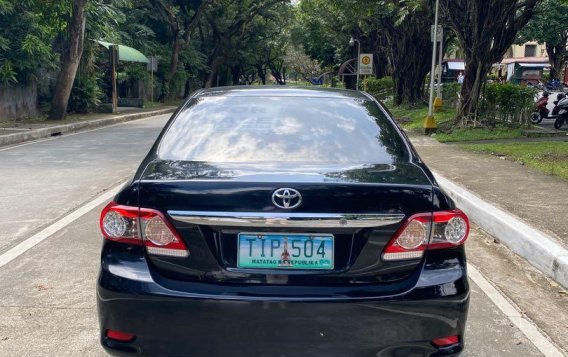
<box><xmin>0</xmin><ymin>182</ymin><xmax>125</xmax><ymax>269</ymax></box>
<box><xmin>468</xmin><ymin>263</ymin><xmax>565</xmax><ymax>357</ymax></box>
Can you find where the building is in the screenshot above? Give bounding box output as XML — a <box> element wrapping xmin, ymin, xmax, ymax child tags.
<box><xmin>441</xmin><ymin>60</ymin><xmax>465</xmax><ymax>82</ymax></box>
<box><xmin>505</xmin><ymin>42</ymin><xmax>548</xmax><ymax>59</ymax></box>
<box><xmin>500</xmin><ymin>57</ymin><xmax>550</xmax><ymax>85</ymax></box>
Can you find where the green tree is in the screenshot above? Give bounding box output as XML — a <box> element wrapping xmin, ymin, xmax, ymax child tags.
<box><xmin>226</xmin><ymin>2</ymin><xmax>292</xmax><ymax>85</ymax></box>
<box><xmin>380</xmin><ymin>0</ymin><xmax>433</xmax><ymax>104</ymax></box>
<box><xmin>440</xmin><ymin>0</ymin><xmax>541</xmax><ymax>125</ymax></box>
<box><xmin>150</xmin><ymin>0</ymin><xmax>208</xmax><ymax>97</ymax></box>
<box><xmin>49</xmin><ymin>0</ymin><xmax>90</xmax><ymax>120</ymax></box>
<box><xmin>517</xmin><ymin>0</ymin><xmax>568</xmax><ymax>81</ymax></box>
<box><xmin>202</xmin><ymin>0</ymin><xmax>289</xmax><ymax>88</ymax></box>
<box><xmin>284</xmin><ymin>45</ymin><xmax>321</xmax><ymax>82</ymax></box>
<box><xmin>293</xmin><ymin>0</ymin><xmax>434</xmax><ymax>104</ymax></box>
<box><xmin>291</xmin><ymin>0</ymin><xmax>351</xmax><ymax>69</ymax></box>
<box><xmin>0</xmin><ymin>0</ymin><xmax>60</xmax><ymax>84</ymax></box>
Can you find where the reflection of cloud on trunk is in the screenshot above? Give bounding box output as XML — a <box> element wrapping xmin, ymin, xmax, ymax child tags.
<box><xmin>274</xmin><ymin>117</ymin><xmax>302</xmax><ymax>135</ymax></box>
<box><xmin>158</xmin><ymin>95</ymin><xmax>407</xmax><ymax>165</ymax></box>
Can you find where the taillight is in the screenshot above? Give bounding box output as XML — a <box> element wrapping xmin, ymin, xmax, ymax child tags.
<box><xmin>431</xmin><ymin>335</ymin><xmax>460</xmax><ymax>348</ymax></box>
<box><xmin>383</xmin><ymin>210</ymin><xmax>469</xmax><ymax>261</ymax></box>
<box><xmin>106</xmin><ymin>329</ymin><xmax>136</xmax><ymax>342</ymax></box>
<box><xmin>100</xmin><ymin>202</ymin><xmax>189</xmax><ymax>258</ymax></box>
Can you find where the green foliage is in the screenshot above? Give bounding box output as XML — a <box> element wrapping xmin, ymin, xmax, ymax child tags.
<box><xmin>0</xmin><ymin>0</ymin><xmax>58</xmax><ymax>83</ymax></box>
<box><xmin>363</xmin><ymin>77</ymin><xmax>393</xmax><ymax>101</ymax></box>
<box><xmin>517</xmin><ymin>0</ymin><xmax>568</xmax><ymax>79</ymax></box>
<box><xmin>385</xmin><ymin>102</ymin><xmax>456</xmax><ymax>130</ymax></box>
<box><xmin>436</xmin><ymin>127</ymin><xmax>525</xmax><ymax>142</ymax></box>
<box><xmin>441</xmin><ymin>82</ymin><xmax>461</xmax><ymax>107</ymax></box>
<box><xmin>517</xmin><ymin>0</ymin><xmax>568</xmax><ymax>47</ymax></box>
<box><xmin>68</xmin><ymin>75</ymin><xmax>102</xmax><ymax>114</ymax></box>
<box><xmin>88</xmin><ymin>0</ymin><xmax>129</xmax><ymax>42</ymax></box>
<box><xmin>0</xmin><ymin>61</ymin><xmax>17</xmax><ymax>84</ymax></box>
<box><xmin>284</xmin><ymin>46</ymin><xmax>321</xmax><ymax>81</ymax></box>
<box><xmin>441</xmin><ymin>0</ymin><xmax>542</xmax><ymax>123</ymax></box>
<box><xmin>291</xmin><ymin>0</ymin><xmax>351</xmax><ymax>67</ymax></box>
<box><xmin>481</xmin><ymin>84</ymin><xmax>537</xmax><ymax>127</ymax></box>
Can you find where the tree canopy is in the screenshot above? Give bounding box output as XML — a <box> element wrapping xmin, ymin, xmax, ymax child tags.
<box><xmin>0</xmin><ymin>0</ymin><xmax>551</xmax><ymax>125</ymax></box>
<box><xmin>440</xmin><ymin>0</ymin><xmax>542</xmax><ymax>124</ymax></box>
<box><xmin>517</xmin><ymin>0</ymin><xmax>568</xmax><ymax>80</ymax></box>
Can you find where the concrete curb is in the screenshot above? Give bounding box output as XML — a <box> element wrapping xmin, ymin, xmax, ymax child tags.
<box><xmin>0</xmin><ymin>107</ymin><xmax>176</xmax><ymax>148</ymax></box>
<box><xmin>435</xmin><ymin>173</ymin><xmax>568</xmax><ymax>290</ymax></box>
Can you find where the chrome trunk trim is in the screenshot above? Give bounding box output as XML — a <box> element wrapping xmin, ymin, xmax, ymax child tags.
<box><xmin>168</xmin><ymin>211</ymin><xmax>405</xmax><ymax>228</ymax></box>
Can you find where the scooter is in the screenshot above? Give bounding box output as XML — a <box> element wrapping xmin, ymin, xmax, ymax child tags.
<box><xmin>531</xmin><ymin>93</ymin><xmax>566</xmax><ymax>124</ymax></box>
<box><xmin>554</xmin><ymin>95</ymin><xmax>568</xmax><ymax>129</ymax></box>
<box><xmin>546</xmin><ymin>79</ymin><xmax>564</xmax><ymax>92</ymax></box>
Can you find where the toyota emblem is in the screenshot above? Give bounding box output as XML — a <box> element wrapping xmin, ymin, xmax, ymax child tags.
<box><xmin>272</xmin><ymin>188</ymin><xmax>302</xmax><ymax>209</ymax></box>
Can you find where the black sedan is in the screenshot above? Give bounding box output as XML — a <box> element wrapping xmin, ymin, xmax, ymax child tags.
<box><xmin>97</xmin><ymin>87</ymin><xmax>470</xmax><ymax>357</ymax></box>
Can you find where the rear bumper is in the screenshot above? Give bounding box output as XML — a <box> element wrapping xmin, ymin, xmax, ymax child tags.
<box><xmin>97</xmin><ymin>248</ymin><xmax>469</xmax><ymax>357</ymax></box>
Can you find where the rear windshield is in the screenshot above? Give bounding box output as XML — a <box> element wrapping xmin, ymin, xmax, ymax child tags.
<box><xmin>158</xmin><ymin>96</ymin><xmax>409</xmax><ymax>164</ymax></box>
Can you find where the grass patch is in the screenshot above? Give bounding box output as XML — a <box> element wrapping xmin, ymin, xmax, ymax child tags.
<box><xmin>385</xmin><ymin>102</ymin><xmax>456</xmax><ymax>130</ymax></box>
<box><xmin>460</xmin><ymin>142</ymin><xmax>568</xmax><ymax>180</ymax></box>
<box><xmin>435</xmin><ymin>127</ymin><xmax>525</xmax><ymax>143</ymax></box>
<box><xmin>384</xmin><ymin>101</ymin><xmax>533</xmax><ymax>143</ymax></box>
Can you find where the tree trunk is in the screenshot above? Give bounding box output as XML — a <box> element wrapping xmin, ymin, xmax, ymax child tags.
<box><xmin>183</xmin><ymin>77</ymin><xmax>192</xmax><ymax>98</ymax></box>
<box><xmin>393</xmin><ymin>69</ymin><xmax>426</xmax><ymax>105</ymax></box>
<box><xmin>49</xmin><ymin>0</ymin><xmax>88</xmax><ymax>120</ymax></box>
<box><xmin>388</xmin><ymin>38</ymin><xmax>432</xmax><ymax>105</ymax></box>
<box><xmin>546</xmin><ymin>42</ymin><xmax>566</xmax><ymax>81</ymax></box>
<box><xmin>231</xmin><ymin>65</ymin><xmax>241</xmax><ymax>85</ymax></box>
<box><xmin>205</xmin><ymin>56</ymin><xmax>224</xmax><ymax>88</ymax></box>
<box><xmin>458</xmin><ymin>59</ymin><xmax>491</xmax><ymax>125</ymax></box>
<box><xmin>164</xmin><ymin>35</ymin><xmax>181</xmax><ymax>98</ymax></box>
<box><xmin>382</xmin><ymin>10</ymin><xmax>433</xmax><ymax>105</ymax></box>
<box><xmin>440</xmin><ymin>0</ymin><xmax>540</xmax><ymax>124</ymax></box>
<box><xmin>374</xmin><ymin>51</ymin><xmax>389</xmax><ymax>79</ymax></box>
<box><xmin>257</xmin><ymin>65</ymin><xmax>267</xmax><ymax>84</ymax></box>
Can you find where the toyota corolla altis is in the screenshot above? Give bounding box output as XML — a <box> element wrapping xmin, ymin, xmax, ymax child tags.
<box><xmin>97</xmin><ymin>87</ymin><xmax>470</xmax><ymax>357</ymax></box>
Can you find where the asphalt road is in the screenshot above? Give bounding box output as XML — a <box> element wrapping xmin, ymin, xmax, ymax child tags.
<box><xmin>0</xmin><ymin>114</ymin><xmax>565</xmax><ymax>356</ymax></box>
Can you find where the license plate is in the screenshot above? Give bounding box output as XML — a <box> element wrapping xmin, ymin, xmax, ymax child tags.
<box><xmin>237</xmin><ymin>233</ymin><xmax>334</xmax><ymax>270</ymax></box>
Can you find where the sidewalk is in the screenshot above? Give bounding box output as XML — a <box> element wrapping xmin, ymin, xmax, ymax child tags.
<box><xmin>409</xmin><ymin>134</ymin><xmax>568</xmax><ymax>287</ymax></box>
<box><xmin>0</xmin><ymin>106</ymin><xmax>177</xmax><ymax>147</ymax></box>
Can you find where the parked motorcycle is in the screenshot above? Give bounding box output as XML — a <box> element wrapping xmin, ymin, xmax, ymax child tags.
<box><xmin>531</xmin><ymin>92</ymin><xmax>567</xmax><ymax>124</ymax></box>
<box><xmin>546</xmin><ymin>79</ymin><xmax>564</xmax><ymax>92</ymax></box>
<box><xmin>553</xmin><ymin>94</ymin><xmax>568</xmax><ymax>129</ymax></box>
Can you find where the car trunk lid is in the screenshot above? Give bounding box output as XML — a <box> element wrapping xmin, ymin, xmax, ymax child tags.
<box><xmin>137</xmin><ymin>160</ymin><xmax>433</xmax><ymax>286</ymax></box>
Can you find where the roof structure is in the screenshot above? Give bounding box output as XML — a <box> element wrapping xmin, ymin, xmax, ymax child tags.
<box><xmin>96</xmin><ymin>40</ymin><xmax>149</xmax><ymax>63</ymax></box>
<box><xmin>501</xmin><ymin>57</ymin><xmax>550</xmax><ymax>65</ymax></box>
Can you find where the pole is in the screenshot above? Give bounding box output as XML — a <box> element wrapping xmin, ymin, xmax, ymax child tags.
<box><xmin>110</xmin><ymin>45</ymin><xmax>118</xmax><ymax>114</ymax></box>
<box><xmin>357</xmin><ymin>40</ymin><xmax>361</xmax><ymax>90</ymax></box>
<box><xmin>437</xmin><ymin>30</ymin><xmax>444</xmax><ymax>99</ymax></box>
<box><xmin>425</xmin><ymin>0</ymin><xmax>440</xmax><ymax>133</ymax></box>
<box><xmin>150</xmin><ymin>69</ymin><xmax>154</xmax><ymax>103</ymax></box>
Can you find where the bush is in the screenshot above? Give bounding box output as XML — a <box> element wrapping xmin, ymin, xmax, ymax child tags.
<box><xmin>68</xmin><ymin>75</ymin><xmax>102</xmax><ymax>114</ymax></box>
<box><xmin>331</xmin><ymin>75</ymin><xmax>344</xmax><ymax>88</ymax></box>
<box><xmin>542</xmin><ymin>71</ymin><xmax>550</xmax><ymax>82</ymax></box>
<box><xmin>363</xmin><ymin>76</ymin><xmax>393</xmax><ymax>101</ymax></box>
<box><xmin>442</xmin><ymin>82</ymin><xmax>462</xmax><ymax>108</ymax></box>
<box><xmin>481</xmin><ymin>83</ymin><xmax>536</xmax><ymax>127</ymax></box>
